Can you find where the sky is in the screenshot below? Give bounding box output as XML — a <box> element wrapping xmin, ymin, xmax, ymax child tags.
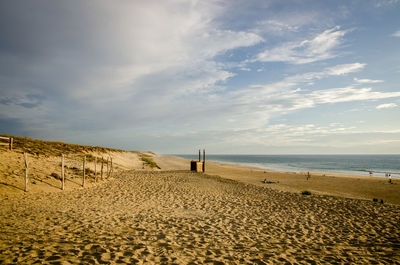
<box><xmin>0</xmin><ymin>0</ymin><xmax>400</xmax><ymax>154</ymax></box>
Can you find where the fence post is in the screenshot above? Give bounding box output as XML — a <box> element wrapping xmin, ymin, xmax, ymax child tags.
<box><xmin>24</xmin><ymin>152</ymin><xmax>28</xmax><ymax>192</ymax></box>
<box><xmin>101</xmin><ymin>157</ymin><xmax>104</xmax><ymax>180</ymax></box>
<box><xmin>95</xmin><ymin>156</ymin><xmax>97</xmax><ymax>182</ymax></box>
<box><xmin>61</xmin><ymin>154</ymin><xmax>65</xmax><ymax>190</ymax></box>
<box><xmin>110</xmin><ymin>158</ymin><xmax>113</xmax><ymax>177</ymax></box>
<box><xmin>82</xmin><ymin>155</ymin><xmax>86</xmax><ymax>187</ymax></box>
<box><xmin>202</xmin><ymin>149</ymin><xmax>205</xmax><ymax>172</ymax></box>
<box><xmin>106</xmin><ymin>157</ymin><xmax>109</xmax><ymax>178</ymax></box>
<box><xmin>9</xmin><ymin>137</ymin><xmax>13</xmax><ymax>151</ymax></box>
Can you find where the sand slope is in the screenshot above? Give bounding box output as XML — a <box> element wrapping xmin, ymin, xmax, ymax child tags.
<box><xmin>0</xmin><ymin>149</ymin><xmax>148</xmax><ymax>194</ymax></box>
<box><xmin>1</xmin><ymin>170</ymin><xmax>399</xmax><ymax>264</ymax></box>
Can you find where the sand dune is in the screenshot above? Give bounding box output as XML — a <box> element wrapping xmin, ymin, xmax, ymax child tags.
<box><xmin>0</xmin><ymin>149</ymin><xmax>149</xmax><ymax>194</ymax></box>
<box><xmin>1</xmin><ymin>170</ymin><xmax>399</xmax><ymax>264</ymax></box>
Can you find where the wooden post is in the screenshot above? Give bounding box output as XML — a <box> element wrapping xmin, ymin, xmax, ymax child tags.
<box><xmin>82</xmin><ymin>155</ymin><xmax>86</xmax><ymax>187</ymax></box>
<box><xmin>24</xmin><ymin>152</ymin><xmax>28</xmax><ymax>192</ymax></box>
<box><xmin>9</xmin><ymin>137</ymin><xmax>13</xmax><ymax>151</ymax></box>
<box><xmin>198</xmin><ymin>150</ymin><xmax>201</xmax><ymax>162</ymax></box>
<box><xmin>110</xmin><ymin>157</ymin><xmax>113</xmax><ymax>177</ymax></box>
<box><xmin>202</xmin><ymin>149</ymin><xmax>205</xmax><ymax>172</ymax></box>
<box><xmin>0</xmin><ymin>136</ymin><xmax>12</xmax><ymax>150</ymax></box>
<box><xmin>106</xmin><ymin>157</ymin><xmax>109</xmax><ymax>178</ymax></box>
<box><xmin>101</xmin><ymin>157</ymin><xmax>104</xmax><ymax>180</ymax></box>
<box><xmin>94</xmin><ymin>156</ymin><xmax>97</xmax><ymax>182</ymax></box>
<box><xmin>61</xmin><ymin>154</ymin><xmax>65</xmax><ymax>190</ymax></box>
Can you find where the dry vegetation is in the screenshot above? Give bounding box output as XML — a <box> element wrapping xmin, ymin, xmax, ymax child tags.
<box><xmin>140</xmin><ymin>157</ymin><xmax>161</xmax><ymax>169</ymax></box>
<box><xmin>0</xmin><ymin>134</ymin><xmax>124</xmax><ymax>156</ymax></box>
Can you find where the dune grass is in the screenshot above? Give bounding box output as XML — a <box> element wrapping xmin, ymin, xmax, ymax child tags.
<box><xmin>140</xmin><ymin>157</ymin><xmax>161</xmax><ymax>169</ymax></box>
<box><xmin>0</xmin><ymin>135</ymin><xmax>124</xmax><ymax>156</ymax></box>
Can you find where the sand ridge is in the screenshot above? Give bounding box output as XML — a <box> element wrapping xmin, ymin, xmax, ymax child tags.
<box><xmin>1</xmin><ymin>170</ymin><xmax>399</xmax><ymax>264</ymax></box>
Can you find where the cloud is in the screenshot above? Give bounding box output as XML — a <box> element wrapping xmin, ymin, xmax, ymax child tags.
<box><xmin>354</xmin><ymin>77</ymin><xmax>384</xmax><ymax>84</ymax></box>
<box><xmin>221</xmin><ymin>63</ymin><xmax>399</xmax><ymax>128</ymax></box>
<box><xmin>308</xmin><ymin>87</ymin><xmax>400</xmax><ymax>104</ymax></box>
<box><xmin>376</xmin><ymin>103</ymin><xmax>398</xmax><ymax>109</ymax></box>
<box><xmin>231</xmin><ymin>63</ymin><xmax>366</xmax><ymax>106</ymax></box>
<box><xmin>0</xmin><ymin>0</ymin><xmax>263</xmax><ymax>132</ymax></box>
<box><xmin>392</xmin><ymin>30</ymin><xmax>400</xmax><ymax>37</ymax></box>
<box><xmin>257</xmin><ymin>19</ymin><xmax>300</xmax><ymax>33</ymax></box>
<box><xmin>203</xmin><ymin>122</ymin><xmax>400</xmax><ymax>154</ymax></box>
<box><xmin>1</xmin><ymin>0</ymin><xmax>400</xmax><ymax>154</ymax></box>
<box><xmin>166</xmin><ymin>62</ymin><xmax>397</xmax><ymax>138</ymax></box>
<box><xmin>376</xmin><ymin>0</ymin><xmax>400</xmax><ymax>7</ymax></box>
<box><xmin>254</xmin><ymin>26</ymin><xmax>349</xmax><ymax>64</ymax></box>
<box><xmin>252</xmin><ymin>6</ymin><xmax>335</xmax><ymax>37</ymax></box>
<box><xmin>274</xmin><ymin>63</ymin><xmax>365</xmax><ymax>85</ymax></box>
<box><xmin>324</xmin><ymin>63</ymin><xmax>366</xmax><ymax>76</ymax></box>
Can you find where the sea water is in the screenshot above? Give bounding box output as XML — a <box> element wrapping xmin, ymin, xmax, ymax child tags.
<box><xmin>174</xmin><ymin>154</ymin><xmax>400</xmax><ymax>178</ymax></box>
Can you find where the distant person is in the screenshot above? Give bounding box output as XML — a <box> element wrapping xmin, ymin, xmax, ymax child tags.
<box><xmin>369</xmin><ymin>171</ymin><xmax>372</xmax><ymax>176</ymax></box>
<box><xmin>389</xmin><ymin>174</ymin><xmax>392</xmax><ymax>184</ymax></box>
<box><xmin>306</xmin><ymin>172</ymin><xmax>310</xmax><ymax>180</ymax></box>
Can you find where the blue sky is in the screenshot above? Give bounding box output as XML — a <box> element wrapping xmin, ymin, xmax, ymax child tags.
<box><xmin>0</xmin><ymin>0</ymin><xmax>400</xmax><ymax>154</ymax></box>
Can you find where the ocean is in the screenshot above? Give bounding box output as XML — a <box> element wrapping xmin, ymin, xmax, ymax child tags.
<box><xmin>174</xmin><ymin>154</ymin><xmax>400</xmax><ymax>178</ymax></box>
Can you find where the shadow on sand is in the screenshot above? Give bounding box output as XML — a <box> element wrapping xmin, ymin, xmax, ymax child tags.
<box><xmin>0</xmin><ymin>182</ymin><xmax>25</xmax><ymax>192</ymax></box>
<box><xmin>33</xmin><ymin>177</ymin><xmax>61</xmax><ymax>190</ymax></box>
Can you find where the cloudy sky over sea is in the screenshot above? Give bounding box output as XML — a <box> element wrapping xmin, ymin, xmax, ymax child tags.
<box><xmin>1</xmin><ymin>0</ymin><xmax>399</xmax><ymax>154</ymax></box>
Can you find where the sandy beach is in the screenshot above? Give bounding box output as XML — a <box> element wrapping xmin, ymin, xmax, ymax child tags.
<box><xmin>1</xmin><ymin>169</ymin><xmax>400</xmax><ymax>264</ymax></box>
<box><xmin>154</xmin><ymin>155</ymin><xmax>400</xmax><ymax>205</ymax></box>
<box><xmin>1</xmin><ymin>150</ymin><xmax>400</xmax><ymax>264</ymax></box>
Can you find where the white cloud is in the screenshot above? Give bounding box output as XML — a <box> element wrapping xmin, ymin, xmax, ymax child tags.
<box><xmin>254</xmin><ymin>11</ymin><xmax>325</xmax><ymax>36</ymax></box>
<box><xmin>254</xmin><ymin>26</ymin><xmax>349</xmax><ymax>64</ymax></box>
<box><xmin>256</xmin><ymin>19</ymin><xmax>300</xmax><ymax>33</ymax></box>
<box><xmin>326</xmin><ymin>63</ymin><xmax>366</xmax><ymax>76</ymax></box>
<box><xmin>392</xmin><ymin>30</ymin><xmax>400</xmax><ymax>37</ymax></box>
<box><xmin>277</xmin><ymin>63</ymin><xmax>365</xmax><ymax>85</ymax></box>
<box><xmin>206</xmin><ymin>121</ymin><xmax>400</xmax><ymax>153</ymax></box>
<box><xmin>376</xmin><ymin>0</ymin><xmax>400</xmax><ymax>7</ymax></box>
<box><xmin>376</xmin><ymin>103</ymin><xmax>398</xmax><ymax>109</ymax></box>
<box><xmin>220</xmin><ymin>63</ymin><xmax>400</xmax><ymax>129</ymax></box>
<box><xmin>309</xmin><ymin>87</ymin><xmax>400</xmax><ymax>104</ymax></box>
<box><xmin>0</xmin><ymin>0</ymin><xmax>264</xmax><ymax>127</ymax></box>
<box><xmin>354</xmin><ymin>77</ymin><xmax>384</xmax><ymax>84</ymax></box>
<box><xmin>230</xmin><ymin>64</ymin><xmax>365</xmax><ymax>105</ymax></box>
<box><xmin>2</xmin><ymin>0</ymin><xmax>400</xmax><ymax>154</ymax></box>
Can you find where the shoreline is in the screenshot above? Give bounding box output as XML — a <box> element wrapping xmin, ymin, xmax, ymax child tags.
<box><xmin>154</xmin><ymin>155</ymin><xmax>400</xmax><ymax>205</ymax></box>
<box><xmin>171</xmin><ymin>154</ymin><xmax>400</xmax><ymax>179</ymax></box>
<box><xmin>159</xmin><ymin>154</ymin><xmax>393</xmax><ymax>181</ymax></box>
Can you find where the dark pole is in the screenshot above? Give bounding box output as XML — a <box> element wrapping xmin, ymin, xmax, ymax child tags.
<box><xmin>199</xmin><ymin>149</ymin><xmax>201</xmax><ymax>162</ymax></box>
<box><xmin>202</xmin><ymin>149</ymin><xmax>205</xmax><ymax>172</ymax></box>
